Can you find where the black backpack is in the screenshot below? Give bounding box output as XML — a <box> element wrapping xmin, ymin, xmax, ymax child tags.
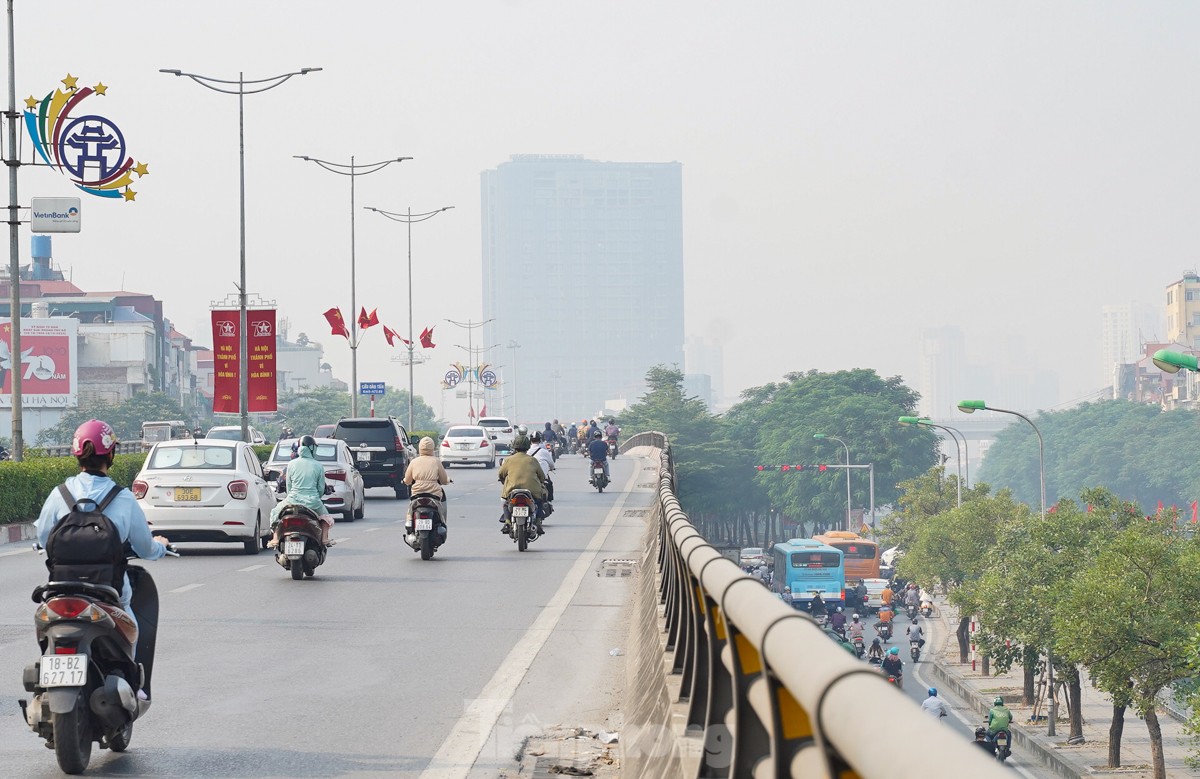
<box><xmin>45</xmin><ymin>484</ymin><xmax>127</xmax><ymax>591</ymax></box>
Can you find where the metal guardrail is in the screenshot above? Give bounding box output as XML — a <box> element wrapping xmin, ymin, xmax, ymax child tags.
<box><xmin>633</xmin><ymin>435</ymin><xmax>1012</xmax><ymax>779</ymax></box>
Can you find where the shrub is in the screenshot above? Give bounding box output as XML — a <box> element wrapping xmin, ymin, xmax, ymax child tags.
<box><xmin>0</xmin><ymin>453</ymin><xmax>147</xmax><ymax>526</ymax></box>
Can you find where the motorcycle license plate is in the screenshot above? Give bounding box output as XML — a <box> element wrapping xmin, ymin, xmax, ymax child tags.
<box><xmin>283</xmin><ymin>540</ymin><xmax>305</xmax><ymax>556</ymax></box>
<box><xmin>593</xmin><ymin>467</ymin><xmax>604</xmax><ymax>475</ymax></box>
<box><xmin>416</xmin><ymin>518</ymin><xmax>433</xmax><ymax>530</ymax></box>
<box><xmin>996</xmin><ymin>734</ymin><xmax>1008</xmax><ymax>747</ymax></box>
<box><xmin>40</xmin><ymin>654</ymin><xmax>86</xmax><ymax>687</ymax></box>
<box><xmin>511</xmin><ymin>506</ymin><xmax>530</xmax><ymax>518</ymax></box>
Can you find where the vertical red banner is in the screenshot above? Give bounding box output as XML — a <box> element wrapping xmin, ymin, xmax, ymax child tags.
<box><xmin>247</xmin><ymin>309</ymin><xmax>277</xmax><ymax>412</ymax></box>
<box><xmin>210</xmin><ymin>311</ymin><xmax>240</xmax><ymax>414</ymax></box>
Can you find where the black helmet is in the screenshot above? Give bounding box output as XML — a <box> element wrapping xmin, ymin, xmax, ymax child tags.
<box><xmin>299</xmin><ymin>435</ymin><xmax>317</xmax><ymax>453</ymax></box>
<box><xmin>593</xmin><ymin>429</ymin><xmax>603</xmax><ymax>438</ymax></box>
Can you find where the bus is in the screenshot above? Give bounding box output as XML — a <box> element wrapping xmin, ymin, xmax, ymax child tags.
<box><xmin>771</xmin><ymin>538</ymin><xmax>845</xmax><ymax>610</ymax></box>
<box><xmin>813</xmin><ymin>531</ymin><xmax>880</xmax><ymax>582</ymax></box>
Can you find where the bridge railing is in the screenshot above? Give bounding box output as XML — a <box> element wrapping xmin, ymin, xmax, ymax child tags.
<box><xmin>624</xmin><ymin>434</ymin><xmax>1012</xmax><ymax>779</ymax></box>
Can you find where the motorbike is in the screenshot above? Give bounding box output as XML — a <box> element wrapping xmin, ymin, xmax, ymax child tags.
<box><xmin>831</xmin><ymin>623</ymin><xmax>847</xmax><ymax>642</ymax></box>
<box><xmin>274</xmin><ymin>504</ymin><xmax>328</xmax><ymax>580</ymax></box>
<box><xmin>983</xmin><ymin>720</ymin><xmax>1012</xmax><ymax>762</ymax></box>
<box><xmin>907</xmin><ymin>603</ymin><xmax>919</xmax><ymax>621</ymax></box>
<box><xmin>921</xmin><ymin>600</ymin><xmax>933</xmax><ymax>618</ymax></box>
<box><xmin>20</xmin><ymin>548</ymin><xmax>176</xmax><ymax>774</ymax></box>
<box><xmin>879</xmin><ymin>622</ymin><xmax>893</xmax><ymax>642</ymax></box>
<box><xmin>607</xmin><ymin>435</ymin><xmax>619</xmax><ymax>460</ymax></box>
<box><xmin>589</xmin><ymin>460</ymin><xmax>610</xmax><ymax>493</ymax></box>
<box><xmin>504</xmin><ymin>489</ymin><xmax>540</xmax><ymax>552</ymax></box>
<box><xmin>551</xmin><ymin>439</ymin><xmax>563</xmax><ymax>460</ymax></box>
<box><xmin>884</xmin><ymin>670</ymin><xmax>903</xmax><ymax>689</ymax></box>
<box><xmin>853</xmin><ymin>635</ymin><xmax>865</xmax><ymax>658</ymax></box>
<box><xmin>405</xmin><ymin>493</ymin><xmax>447</xmax><ymax>560</ymax></box>
<box><xmin>910</xmin><ymin>639</ymin><xmax>922</xmax><ymax>662</ymax></box>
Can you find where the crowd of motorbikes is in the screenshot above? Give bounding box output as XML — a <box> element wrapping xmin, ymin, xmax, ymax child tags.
<box><xmin>811</xmin><ymin>581</ymin><xmax>1013</xmax><ymax>764</ymax></box>
<box><xmin>18</xmin><ymin>420</ymin><xmax>621</xmax><ymax>772</ymax></box>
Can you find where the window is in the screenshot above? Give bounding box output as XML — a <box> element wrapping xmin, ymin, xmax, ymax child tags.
<box><xmin>790</xmin><ymin>552</ymin><xmax>841</xmax><ymax>568</ymax></box>
<box><xmin>149</xmin><ymin>446</ymin><xmax>235</xmax><ymax>470</ymax></box>
<box><xmin>837</xmin><ymin>543</ymin><xmax>878</xmax><ymax>560</ymax></box>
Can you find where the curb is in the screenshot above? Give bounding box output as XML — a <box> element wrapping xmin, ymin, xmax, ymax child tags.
<box><xmin>2</xmin><ymin>521</ymin><xmax>36</xmax><ymax>547</ymax></box>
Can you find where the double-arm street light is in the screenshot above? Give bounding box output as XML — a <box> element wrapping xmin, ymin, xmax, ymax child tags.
<box><xmin>446</xmin><ymin>318</ymin><xmax>494</xmax><ymax>420</ymax></box>
<box><xmin>160</xmin><ymin>66</ymin><xmax>321</xmax><ymax>441</ymax></box>
<box><xmin>898</xmin><ymin>416</ymin><xmax>964</xmax><ymax>507</ymax></box>
<box><xmin>507</xmin><ymin>341</ymin><xmax>521</xmax><ymax>420</ymax></box>
<box><xmin>957</xmin><ymin>398</ymin><xmax>1055</xmax><ymax>734</ymax></box>
<box><xmin>364</xmin><ymin>205</ymin><xmax>454</xmax><ymax>431</ymax></box>
<box><xmin>295</xmin><ymin>155</ymin><xmax>411</xmax><ymax>416</ymax></box>
<box><xmin>813</xmin><ymin>433</ymin><xmax>852</xmax><ymax>531</ymax></box>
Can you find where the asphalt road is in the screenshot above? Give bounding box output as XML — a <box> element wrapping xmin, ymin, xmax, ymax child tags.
<box><xmin>0</xmin><ymin>451</ymin><xmax>653</xmax><ymax>779</ymax></box>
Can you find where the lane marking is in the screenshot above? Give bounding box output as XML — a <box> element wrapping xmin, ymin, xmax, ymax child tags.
<box><xmin>238</xmin><ymin>564</ymin><xmax>266</xmax><ymax>572</ymax></box>
<box><xmin>365</xmin><ymin>527</ymin><xmax>382</xmax><ymax>533</ymax></box>
<box><xmin>420</xmin><ymin>458</ymin><xmax>642</xmax><ymax>779</ymax></box>
<box><xmin>169</xmin><ymin>583</ymin><xmax>204</xmax><ymax>594</ymax></box>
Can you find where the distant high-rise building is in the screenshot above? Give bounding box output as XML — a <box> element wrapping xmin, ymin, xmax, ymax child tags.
<box><xmin>481</xmin><ymin>155</ymin><xmax>684</xmax><ymax>422</ymax></box>
<box><xmin>1101</xmin><ymin>302</ymin><xmax>1158</xmax><ymax>391</ymax></box>
<box><xmin>685</xmin><ymin>335</ymin><xmax>724</xmax><ymax>407</ymax></box>
<box><xmin>1165</xmin><ymin>271</ymin><xmax>1200</xmax><ymax>350</ymax></box>
<box><xmin>917</xmin><ymin>326</ymin><xmax>966</xmax><ymax>419</ymax></box>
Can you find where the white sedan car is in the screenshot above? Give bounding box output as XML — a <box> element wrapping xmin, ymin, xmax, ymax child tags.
<box><xmin>133</xmin><ymin>439</ymin><xmax>276</xmax><ymax>554</ymax></box>
<box><xmin>263</xmin><ymin>438</ymin><xmax>366</xmax><ymax>522</ymax></box>
<box><xmin>439</xmin><ymin>425</ymin><xmax>497</xmax><ymax>467</ymax></box>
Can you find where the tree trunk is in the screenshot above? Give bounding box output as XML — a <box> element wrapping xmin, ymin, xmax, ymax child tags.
<box><xmin>1066</xmin><ymin>665</ymin><xmax>1084</xmax><ymax>742</ymax></box>
<box><xmin>1145</xmin><ymin>706</ymin><xmax>1165</xmax><ymax>779</ymax></box>
<box><xmin>1023</xmin><ymin>647</ymin><xmax>1037</xmax><ymax>706</ymax></box>
<box><xmin>1108</xmin><ymin>704</ymin><xmax>1125</xmax><ymax>768</ymax></box>
<box><xmin>982</xmin><ymin>654</ymin><xmax>990</xmax><ymax>676</ymax></box>
<box><xmin>956</xmin><ymin>617</ymin><xmax>970</xmax><ymax>663</ymax></box>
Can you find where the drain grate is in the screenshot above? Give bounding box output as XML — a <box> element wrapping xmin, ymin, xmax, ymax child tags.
<box><xmin>623</xmin><ymin>508</ymin><xmax>649</xmax><ymax>517</ymax></box>
<box><xmin>597</xmin><ymin>559</ymin><xmax>637</xmax><ymax>577</ymax></box>
<box><xmin>636</xmin><ymin>482</ymin><xmax>656</xmax><ymax>488</ymax></box>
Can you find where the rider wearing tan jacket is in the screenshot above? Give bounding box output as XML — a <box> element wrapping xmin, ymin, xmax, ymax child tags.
<box><xmin>403</xmin><ymin>437</ymin><xmax>451</xmax><ymax>520</ymax></box>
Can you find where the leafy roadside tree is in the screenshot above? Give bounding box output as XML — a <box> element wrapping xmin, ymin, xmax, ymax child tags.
<box><xmin>36</xmin><ymin>393</ymin><xmax>188</xmax><ymax>446</ymax></box>
<box><xmin>1057</xmin><ymin>517</ymin><xmax>1200</xmax><ymax>777</ymax></box>
<box><xmin>370</xmin><ymin>387</ymin><xmax>439</xmax><ymax>431</ymax></box>
<box><xmin>275</xmin><ymin>388</ymin><xmax>351</xmax><ymax>439</ymax></box>
<box><xmin>731</xmin><ymin>369</ymin><xmax>938</xmax><ymax>534</ymax></box>
<box><xmin>883</xmin><ymin>467</ymin><xmax>998</xmax><ymax>662</ymax></box>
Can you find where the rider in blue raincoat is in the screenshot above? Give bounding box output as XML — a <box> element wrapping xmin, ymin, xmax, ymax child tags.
<box><xmin>269</xmin><ymin>436</ymin><xmax>334</xmax><ymax>546</ymax></box>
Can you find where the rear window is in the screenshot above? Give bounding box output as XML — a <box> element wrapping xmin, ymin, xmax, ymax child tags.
<box><xmin>150</xmin><ymin>445</ymin><xmax>236</xmax><ymax>470</ymax></box>
<box><xmin>836</xmin><ymin>543</ymin><xmax>877</xmax><ymax>560</ymax></box>
<box><xmin>790</xmin><ymin>552</ymin><xmax>841</xmax><ymax>568</ymax></box>
<box><xmin>271</xmin><ymin>441</ymin><xmax>339</xmax><ymax>462</ymax></box>
<box><xmin>447</xmin><ymin>427</ymin><xmax>484</xmax><ymax>438</ymax></box>
<box><xmin>314</xmin><ymin>425</ymin><xmax>336</xmax><ymax>437</ymax></box>
<box><xmin>335</xmin><ymin>421</ymin><xmax>396</xmax><ymax>445</ymax></box>
<box><xmin>479</xmin><ymin>419</ymin><xmax>510</xmax><ymax>429</ymax></box>
<box><xmin>206</xmin><ymin>428</ymin><xmax>242</xmax><ymax>441</ymax></box>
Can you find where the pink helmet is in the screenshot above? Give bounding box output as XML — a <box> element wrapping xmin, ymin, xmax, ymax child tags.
<box><xmin>72</xmin><ymin>419</ymin><xmax>119</xmax><ymax>456</ymax></box>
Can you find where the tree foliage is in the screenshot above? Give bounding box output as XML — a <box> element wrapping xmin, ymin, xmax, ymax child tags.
<box><xmin>36</xmin><ymin>393</ymin><xmax>188</xmax><ymax>446</ymax></box>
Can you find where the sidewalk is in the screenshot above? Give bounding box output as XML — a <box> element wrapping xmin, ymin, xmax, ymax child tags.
<box><xmin>2</xmin><ymin>520</ymin><xmax>35</xmax><ymax>546</ymax></box>
<box><xmin>925</xmin><ymin>602</ymin><xmax>1197</xmax><ymax>778</ymax></box>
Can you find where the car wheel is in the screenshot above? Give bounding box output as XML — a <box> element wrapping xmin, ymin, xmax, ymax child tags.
<box><xmin>353</xmin><ymin>492</ymin><xmax>364</xmax><ymax>520</ymax></box>
<box><xmin>343</xmin><ymin>509</ymin><xmax>353</xmax><ymax>523</ymax></box>
<box><xmin>243</xmin><ymin>514</ymin><xmax>262</xmax><ymax>555</ymax></box>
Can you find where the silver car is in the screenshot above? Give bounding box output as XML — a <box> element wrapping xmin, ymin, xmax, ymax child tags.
<box><xmin>265</xmin><ymin>438</ymin><xmax>366</xmax><ymax>522</ymax></box>
<box><xmin>439</xmin><ymin>425</ymin><xmax>497</xmax><ymax>468</ymax></box>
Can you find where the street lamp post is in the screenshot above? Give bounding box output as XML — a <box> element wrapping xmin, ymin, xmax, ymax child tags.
<box><xmin>899</xmin><ymin>416</ymin><xmax>962</xmax><ymax>507</ymax></box>
<box><xmin>161</xmin><ymin>66</ymin><xmax>321</xmax><ymax>441</ymax></box>
<box><xmin>364</xmin><ymin>205</ymin><xmax>454</xmax><ymax>431</ymax></box>
<box><xmin>295</xmin><ymin>156</ymin><xmax>411</xmax><ymax>417</ymax></box>
<box><xmin>814</xmin><ymin>433</ymin><xmax>852</xmax><ymax>531</ymax></box>
<box><xmin>958</xmin><ymin>398</ymin><xmax>1054</xmax><ymax>734</ymax></box>
<box><xmin>507</xmin><ymin>340</ymin><xmax>521</xmax><ymax>420</ymax></box>
<box><xmin>445</xmin><ymin>318</ymin><xmax>494</xmax><ymax>420</ymax></box>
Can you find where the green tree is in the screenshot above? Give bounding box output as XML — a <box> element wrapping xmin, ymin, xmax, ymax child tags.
<box><xmin>1057</xmin><ymin>518</ymin><xmax>1200</xmax><ymax>777</ymax></box>
<box><xmin>275</xmin><ymin>388</ymin><xmax>351</xmax><ymax>438</ymax></box>
<box><xmin>36</xmin><ymin>393</ymin><xmax>188</xmax><ymax>446</ymax></box>
<box><xmin>369</xmin><ymin>387</ymin><xmax>440</xmax><ymax>431</ymax></box>
<box><xmin>729</xmin><ymin>369</ymin><xmax>938</xmax><ymax>534</ymax></box>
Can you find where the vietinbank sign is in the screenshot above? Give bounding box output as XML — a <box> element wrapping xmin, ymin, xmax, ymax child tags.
<box><xmin>31</xmin><ymin>198</ymin><xmax>81</xmax><ymax>233</ymax></box>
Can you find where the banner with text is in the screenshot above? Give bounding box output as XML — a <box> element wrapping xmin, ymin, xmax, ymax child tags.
<box><xmin>210</xmin><ymin>309</ymin><xmax>278</xmax><ymax>414</ymax></box>
<box><xmin>0</xmin><ymin>317</ymin><xmax>78</xmax><ymax>408</ymax></box>
<box><xmin>246</xmin><ymin>309</ymin><xmax>277</xmax><ymax>412</ymax></box>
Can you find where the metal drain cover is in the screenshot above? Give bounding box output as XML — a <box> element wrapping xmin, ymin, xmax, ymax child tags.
<box><xmin>597</xmin><ymin>559</ymin><xmax>637</xmax><ymax>577</ymax></box>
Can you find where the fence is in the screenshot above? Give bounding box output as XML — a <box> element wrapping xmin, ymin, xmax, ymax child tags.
<box><xmin>621</xmin><ymin>432</ymin><xmax>1012</xmax><ymax>779</ymax></box>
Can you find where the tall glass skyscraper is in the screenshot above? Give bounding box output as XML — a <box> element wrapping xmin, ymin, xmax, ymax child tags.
<box><xmin>481</xmin><ymin>155</ymin><xmax>683</xmax><ymax>423</ymax></box>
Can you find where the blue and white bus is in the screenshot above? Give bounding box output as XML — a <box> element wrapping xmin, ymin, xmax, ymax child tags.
<box><xmin>771</xmin><ymin>538</ymin><xmax>846</xmax><ymax>610</ymax></box>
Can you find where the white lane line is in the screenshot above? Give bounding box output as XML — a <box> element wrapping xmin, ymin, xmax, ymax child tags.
<box><xmin>238</xmin><ymin>564</ymin><xmax>266</xmax><ymax>572</ymax></box>
<box><xmin>169</xmin><ymin>583</ymin><xmax>204</xmax><ymax>594</ymax></box>
<box><xmin>420</xmin><ymin>459</ymin><xmax>641</xmax><ymax>779</ymax></box>
<box><xmin>364</xmin><ymin>527</ymin><xmax>382</xmax><ymax>533</ymax></box>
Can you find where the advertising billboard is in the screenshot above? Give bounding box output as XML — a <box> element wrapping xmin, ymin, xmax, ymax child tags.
<box><xmin>0</xmin><ymin>317</ymin><xmax>79</xmax><ymax>407</ymax></box>
<box><xmin>210</xmin><ymin>309</ymin><xmax>277</xmax><ymax>415</ymax></box>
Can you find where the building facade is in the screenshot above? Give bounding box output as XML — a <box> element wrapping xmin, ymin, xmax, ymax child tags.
<box><xmin>480</xmin><ymin>155</ymin><xmax>684</xmax><ymax>423</ymax></box>
<box><xmin>1165</xmin><ymin>271</ymin><xmax>1200</xmax><ymax>350</ymax></box>
<box><xmin>1101</xmin><ymin>302</ymin><xmax>1158</xmax><ymax>394</ymax></box>
<box><xmin>917</xmin><ymin>326</ymin><xmax>966</xmax><ymax>419</ymax></box>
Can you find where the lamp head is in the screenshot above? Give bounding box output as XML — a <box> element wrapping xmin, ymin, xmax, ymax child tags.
<box><xmin>813</xmin><ymin>433</ymin><xmax>827</xmax><ymax>440</ymax></box>
<box><xmin>1152</xmin><ymin>349</ymin><xmax>1196</xmax><ymax>374</ymax></box>
<box><xmin>957</xmin><ymin>400</ymin><xmax>987</xmax><ymax>414</ymax></box>
<box><xmin>300</xmin><ymin>68</ymin><xmax>323</xmax><ymax>75</ymax></box>
<box><xmin>159</xmin><ymin>69</ymin><xmax>182</xmax><ymax>76</ymax></box>
<box><xmin>897</xmin><ymin>416</ymin><xmax>920</xmax><ymax>426</ymax></box>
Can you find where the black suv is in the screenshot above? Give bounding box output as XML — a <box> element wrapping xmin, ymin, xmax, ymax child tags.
<box><xmin>332</xmin><ymin>416</ymin><xmax>413</xmax><ymax>498</ymax></box>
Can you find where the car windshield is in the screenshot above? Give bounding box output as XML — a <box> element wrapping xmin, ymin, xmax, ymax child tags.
<box><xmin>336</xmin><ymin>422</ymin><xmax>394</xmax><ymax>444</ymax></box>
<box><xmin>149</xmin><ymin>445</ymin><xmax>236</xmax><ymax>470</ymax></box>
<box><xmin>271</xmin><ymin>440</ymin><xmax>339</xmax><ymax>462</ymax></box>
<box><xmin>447</xmin><ymin>428</ymin><xmax>484</xmax><ymax>438</ymax></box>
<box><xmin>206</xmin><ymin>428</ymin><xmax>243</xmax><ymax>441</ymax></box>
<box><xmin>790</xmin><ymin>552</ymin><xmax>841</xmax><ymax>568</ymax></box>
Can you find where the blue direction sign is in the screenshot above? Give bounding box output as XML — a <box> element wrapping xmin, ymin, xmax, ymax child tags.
<box><xmin>360</xmin><ymin>382</ymin><xmax>386</xmax><ymax>395</ymax></box>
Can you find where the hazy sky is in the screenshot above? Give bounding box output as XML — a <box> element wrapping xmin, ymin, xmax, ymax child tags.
<box><xmin>13</xmin><ymin>2</ymin><xmax>1198</xmax><ymax>418</ymax></box>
